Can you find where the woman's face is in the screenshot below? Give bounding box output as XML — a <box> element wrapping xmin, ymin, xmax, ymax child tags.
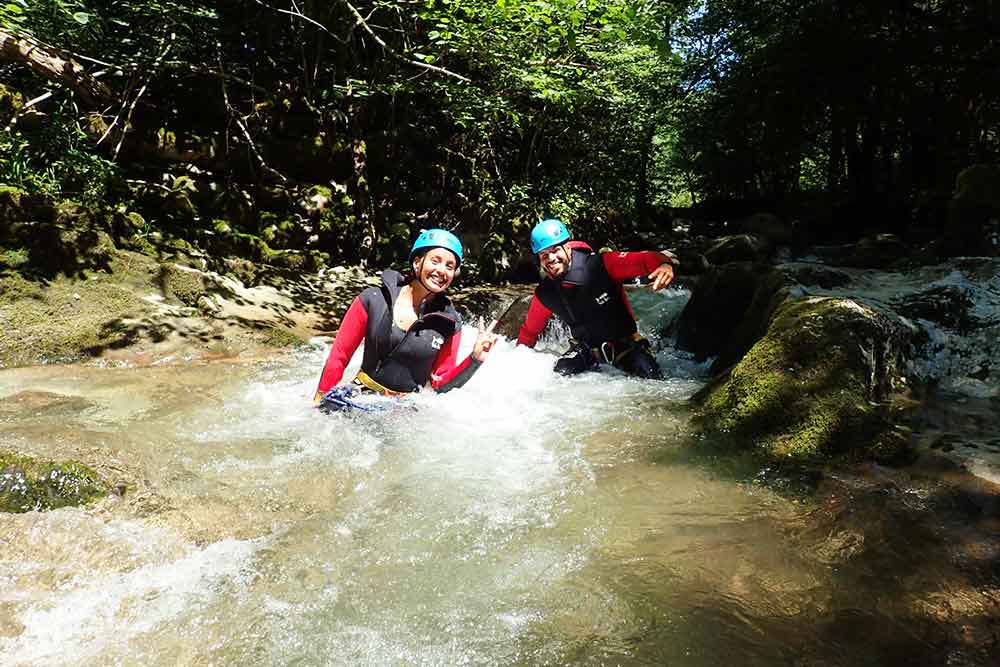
<box><xmin>413</xmin><ymin>247</ymin><xmax>458</xmax><ymax>292</ymax></box>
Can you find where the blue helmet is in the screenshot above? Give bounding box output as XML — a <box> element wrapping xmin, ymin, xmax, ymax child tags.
<box><xmin>409</xmin><ymin>228</ymin><xmax>463</xmax><ymax>265</ymax></box>
<box><xmin>530</xmin><ymin>219</ymin><xmax>571</xmax><ymax>254</ymax></box>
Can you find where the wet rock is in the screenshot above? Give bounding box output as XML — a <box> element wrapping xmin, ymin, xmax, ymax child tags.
<box><xmin>841</xmin><ymin>234</ymin><xmax>910</xmax><ymax>269</ymax></box>
<box><xmin>0</xmin><ymin>451</ymin><xmax>107</xmax><ymax>513</ymax></box>
<box><xmin>672</xmin><ymin>248</ymin><xmax>710</xmax><ymax>275</ymax></box>
<box><xmin>675</xmin><ymin>264</ymin><xmax>802</xmax><ymax>372</ymax></box>
<box><xmin>675</xmin><ymin>262</ymin><xmax>761</xmax><ymax>362</ymax></box>
<box><xmin>942</xmin><ymin>164</ymin><xmax>1000</xmax><ymax>257</ymax></box>
<box><xmin>704</xmin><ymin>233</ymin><xmax>772</xmax><ymax>265</ymax></box>
<box><xmin>784</xmin><ymin>264</ymin><xmax>853</xmax><ymax>290</ymax></box>
<box><xmin>491</xmin><ymin>294</ymin><xmax>533</xmax><ymax>340</ymax></box>
<box><xmin>741</xmin><ymin>212</ymin><xmax>799</xmax><ymax>246</ymax></box>
<box><xmin>692</xmin><ymin>296</ymin><xmax>918</xmax><ymax>461</ymax></box>
<box><xmin>0</xmin><ymin>391</ymin><xmax>93</xmax><ymax>418</ymax></box>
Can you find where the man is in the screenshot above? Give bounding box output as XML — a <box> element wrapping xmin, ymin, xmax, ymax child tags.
<box><xmin>516</xmin><ymin>219</ymin><xmax>678</xmax><ymax>378</ymax></box>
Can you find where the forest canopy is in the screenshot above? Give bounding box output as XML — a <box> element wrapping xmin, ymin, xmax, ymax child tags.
<box><xmin>2</xmin><ymin>0</ymin><xmax>998</xmax><ymax>274</ymax></box>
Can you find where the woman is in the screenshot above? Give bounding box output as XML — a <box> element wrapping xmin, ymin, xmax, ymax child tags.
<box><xmin>314</xmin><ymin>229</ymin><xmax>497</xmax><ymax>405</ymax></box>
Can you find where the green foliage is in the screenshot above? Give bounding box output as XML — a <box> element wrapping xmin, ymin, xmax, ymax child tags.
<box><xmin>0</xmin><ymin>107</ymin><xmax>123</xmax><ymax>206</ymax></box>
<box><xmin>670</xmin><ymin>0</ymin><xmax>1000</xmax><ymax>220</ymax></box>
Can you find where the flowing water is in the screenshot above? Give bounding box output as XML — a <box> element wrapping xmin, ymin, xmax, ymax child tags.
<box><xmin>1</xmin><ymin>290</ymin><xmax>997</xmax><ymax>666</ymax></box>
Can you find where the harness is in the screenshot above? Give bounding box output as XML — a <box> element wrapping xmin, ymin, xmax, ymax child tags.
<box><xmin>572</xmin><ymin>331</ymin><xmax>652</xmax><ymax>366</ymax></box>
<box><xmin>353</xmin><ymin>369</ymin><xmax>408</xmax><ymax>396</ymax></box>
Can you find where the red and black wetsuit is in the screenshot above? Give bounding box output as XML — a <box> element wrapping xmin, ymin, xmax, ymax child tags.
<box><xmin>316</xmin><ymin>270</ymin><xmax>481</xmax><ymax>396</ymax></box>
<box><xmin>516</xmin><ymin>242</ymin><xmax>672</xmax><ymax>348</ymax></box>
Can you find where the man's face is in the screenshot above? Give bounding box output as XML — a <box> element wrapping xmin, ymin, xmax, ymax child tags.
<box><xmin>538</xmin><ymin>244</ymin><xmax>571</xmax><ymax>278</ymax></box>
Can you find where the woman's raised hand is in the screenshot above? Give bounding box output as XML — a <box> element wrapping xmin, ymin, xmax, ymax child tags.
<box><xmin>472</xmin><ymin>317</ymin><xmax>499</xmax><ymax>361</ymax></box>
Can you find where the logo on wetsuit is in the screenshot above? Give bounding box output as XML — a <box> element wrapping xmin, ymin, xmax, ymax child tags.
<box><xmin>431</xmin><ymin>335</ymin><xmax>444</xmax><ymax>350</ymax></box>
<box><xmin>595</xmin><ymin>292</ymin><xmax>610</xmax><ymax>305</ymax></box>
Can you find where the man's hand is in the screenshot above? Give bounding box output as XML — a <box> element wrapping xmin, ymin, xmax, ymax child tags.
<box><xmin>472</xmin><ymin>317</ymin><xmax>499</xmax><ymax>361</ymax></box>
<box><xmin>648</xmin><ymin>262</ymin><xmax>675</xmax><ymax>291</ymax></box>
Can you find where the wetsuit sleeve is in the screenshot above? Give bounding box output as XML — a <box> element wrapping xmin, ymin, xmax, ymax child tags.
<box><xmin>315</xmin><ymin>296</ymin><xmax>367</xmax><ymax>399</ymax></box>
<box><xmin>429</xmin><ymin>329</ymin><xmax>483</xmax><ymax>392</ymax></box>
<box><xmin>515</xmin><ymin>294</ymin><xmax>553</xmax><ymax>348</ymax></box>
<box><xmin>601</xmin><ymin>250</ymin><xmax>676</xmax><ymax>283</ymax></box>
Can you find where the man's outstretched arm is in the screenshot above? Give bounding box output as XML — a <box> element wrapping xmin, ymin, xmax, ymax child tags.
<box><xmin>602</xmin><ymin>250</ymin><xmax>679</xmax><ymax>290</ymax></box>
<box><xmin>515</xmin><ymin>295</ymin><xmax>554</xmax><ymax>348</ymax></box>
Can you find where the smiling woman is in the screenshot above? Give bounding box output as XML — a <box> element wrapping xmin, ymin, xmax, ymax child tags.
<box><xmin>313</xmin><ymin>229</ymin><xmax>497</xmax><ymax>406</ymax></box>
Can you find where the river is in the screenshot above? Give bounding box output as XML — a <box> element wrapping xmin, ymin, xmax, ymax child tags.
<box><xmin>1</xmin><ymin>289</ymin><xmax>996</xmax><ymax>665</ymax></box>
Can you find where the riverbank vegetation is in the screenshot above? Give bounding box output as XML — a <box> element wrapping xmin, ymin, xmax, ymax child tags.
<box><xmin>2</xmin><ymin>0</ymin><xmax>998</xmax><ymax>281</ymax></box>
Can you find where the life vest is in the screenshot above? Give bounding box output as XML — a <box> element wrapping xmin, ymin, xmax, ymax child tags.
<box><xmin>535</xmin><ymin>249</ymin><xmax>637</xmax><ymax>345</ymax></box>
<box><xmin>358</xmin><ymin>269</ymin><xmax>461</xmax><ymax>393</ymax></box>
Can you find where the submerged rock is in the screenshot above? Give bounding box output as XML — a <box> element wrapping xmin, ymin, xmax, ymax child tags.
<box><xmin>693</xmin><ymin>296</ymin><xmax>917</xmax><ymax>462</ymax></box>
<box><xmin>0</xmin><ymin>451</ymin><xmax>107</xmax><ymax>513</ymax></box>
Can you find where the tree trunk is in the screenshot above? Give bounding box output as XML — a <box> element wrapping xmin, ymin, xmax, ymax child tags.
<box><xmin>635</xmin><ymin>122</ymin><xmax>656</xmax><ymax>225</ymax></box>
<box><xmin>347</xmin><ymin>87</ymin><xmax>375</xmax><ymax>265</ymax></box>
<box><xmin>0</xmin><ymin>31</ymin><xmax>117</xmax><ymax>109</ymax></box>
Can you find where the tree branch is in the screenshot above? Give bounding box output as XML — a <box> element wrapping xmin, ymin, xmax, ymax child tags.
<box><xmin>0</xmin><ymin>29</ymin><xmax>118</xmax><ymax>109</ymax></box>
<box><xmin>340</xmin><ymin>0</ymin><xmax>471</xmax><ymax>83</ymax></box>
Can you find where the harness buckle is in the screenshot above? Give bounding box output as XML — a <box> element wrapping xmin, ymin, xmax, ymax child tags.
<box><xmin>355</xmin><ymin>370</ymin><xmax>407</xmax><ymax>397</ymax></box>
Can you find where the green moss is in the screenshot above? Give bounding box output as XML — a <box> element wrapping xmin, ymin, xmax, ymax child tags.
<box><xmin>695</xmin><ymin>297</ymin><xmax>908</xmax><ymax>462</ymax></box>
<box><xmin>0</xmin><ymin>451</ymin><xmax>106</xmax><ymax>513</ymax></box>
<box><xmin>0</xmin><ymin>264</ymin><xmax>150</xmax><ymax>367</ymax></box>
<box><xmin>160</xmin><ymin>263</ymin><xmax>206</xmax><ymax>306</ymax></box>
<box><xmin>0</xmin><ymin>247</ymin><xmax>29</xmax><ymax>268</ymax></box>
<box><xmin>260</xmin><ymin>326</ymin><xmax>303</xmax><ymax>348</ymax></box>
<box><xmin>0</xmin><ymin>272</ymin><xmax>43</xmax><ymax>303</ymax></box>
<box><xmin>0</xmin><ymin>184</ymin><xmax>26</xmax><ymax>200</ymax></box>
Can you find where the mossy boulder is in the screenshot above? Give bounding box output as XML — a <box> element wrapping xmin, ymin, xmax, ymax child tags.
<box><xmin>0</xmin><ymin>186</ymin><xmax>57</xmax><ymax>227</ymax></box>
<box><xmin>160</xmin><ymin>263</ymin><xmax>207</xmax><ymax>307</ymax></box>
<box><xmin>676</xmin><ymin>262</ymin><xmax>866</xmax><ymax>373</ymax></box>
<box><xmin>0</xmin><ymin>451</ymin><xmax>107</xmax><ymax>513</ymax></box>
<box><xmin>693</xmin><ymin>296</ymin><xmax>916</xmax><ymax>462</ymax></box>
<box><xmin>708</xmin><ymin>269</ymin><xmax>804</xmax><ymax>375</ymax></box>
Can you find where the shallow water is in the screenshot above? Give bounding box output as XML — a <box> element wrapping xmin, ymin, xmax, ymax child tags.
<box><xmin>1</xmin><ymin>289</ymin><xmax>997</xmax><ymax>666</ymax></box>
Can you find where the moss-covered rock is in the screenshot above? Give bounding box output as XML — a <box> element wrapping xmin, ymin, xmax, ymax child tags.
<box><xmin>0</xmin><ymin>451</ymin><xmax>107</xmax><ymax>513</ymax></box>
<box><xmin>708</xmin><ymin>269</ymin><xmax>803</xmax><ymax>375</ymax></box>
<box><xmin>675</xmin><ymin>262</ymin><xmax>784</xmax><ymax>363</ymax></box>
<box><xmin>5</xmin><ymin>220</ymin><xmax>117</xmax><ymax>278</ymax></box>
<box><xmin>0</xmin><ymin>250</ymin><xmax>157</xmax><ymax>367</ymax></box>
<box><xmin>159</xmin><ymin>263</ymin><xmax>206</xmax><ymax>306</ymax></box>
<box><xmin>693</xmin><ymin>296</ymin><xmax>915</xmax><ymax>462</ymax></box>
<box><xmin>0</xmin><ymin>187</ymin><xmax>56</xmax><ymax>227</ymax></box>
<box><xmin>259</xmin><ymin>326</ymin><xmax>304</xmax><ymax>347</ymax></box>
